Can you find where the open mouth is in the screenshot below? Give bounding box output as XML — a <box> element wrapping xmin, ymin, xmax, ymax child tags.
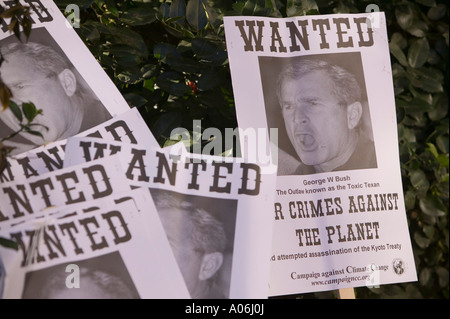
<box><xmin>295</xmin><ymin>133</ymin><xmax>316</xmax><ymax>151</ymax></box>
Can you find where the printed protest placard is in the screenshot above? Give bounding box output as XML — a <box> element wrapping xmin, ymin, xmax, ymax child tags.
<box><xmin>63</xmin><ymin>135</ymin><xmax>277</xmax><ymax>298</ymax></box>
<box><xmin>0</xmin><ymin>156</ymin><xmax>132</xmax><ymax>229</ymax></box>
<box><xmin>1</xmin><ymin>107</ymin><xmax>158</xmax><ymax>182</ymax></box>
<box><xmin>0</xmin><ymin>0</ymin><xmax>131</xmax><ymax>155</ymax></box>
<box><xmin>0</xmin><ymin>187</ymin><xmax>190</xmax><ymax>298</ymax></box>
<box><xmin>224</xmin><ymin>12</ymin><xmax>417</xmax><ymax>296</ymax></box>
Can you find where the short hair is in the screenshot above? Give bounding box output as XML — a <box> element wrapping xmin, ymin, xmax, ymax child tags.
<box><xmin>1</xmin><ymin>42</ymin><xmax>71</xmax><ymax>78</ymax></box>
<box><xmin>276</xmin><ymin>58</ymin><xmax>362</xmax><ymax>107</ymax></box>
<box><xmin>0</xmin><ymin>41</ymin><xmax>104</xmax><ymax>118</ymax></box>
<box><xmin>154</xmin><ymin>192</ymin><xmax>227</xmax><ymax>254</ymax></box>
<box><xmin>27</xmin><ymin>267</ymin><xmax>139</xmax><ymax>299</ymax></box>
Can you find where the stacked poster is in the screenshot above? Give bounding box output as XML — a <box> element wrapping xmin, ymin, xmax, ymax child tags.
<box><xmin>0</xmin><ymin>187</ymin><xmax>190</xmax><ymax>298</ymax></box>
<box><xmin>224</xmin><ymin>12</ymin><xmax>417</xmax><ymax>296</ymax></box>
<box><xmin>0</xmin><ymin>0</ymin><xmax>276</xmax><ymax>299</ymax></box>
<box><xmin>0</xmin><ymin>0</ymin><xmax>133</xmax><ymax>155</ymax></box>
<box><xmin>1</xmin><ymin>0</ymin><xmax>418</xmax><ymax>299</ymax></box>
<box><xmin>62</xmin><ymin>136</ymin><xmax>277</xmax><ymax>298</ymax></box>
<box><xmin>1</xmin><ymin>107</ymin><xmax>277</xmax><ymax>298</ymax></box>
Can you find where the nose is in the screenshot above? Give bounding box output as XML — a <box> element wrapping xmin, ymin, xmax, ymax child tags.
<box><xmin>293</xmin><ymin>107</ymin><xmax>309</xmax><ymax>125</ymax></box>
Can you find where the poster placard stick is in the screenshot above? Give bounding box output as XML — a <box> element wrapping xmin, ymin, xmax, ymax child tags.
<box><xmin>338</xmin><ymin>288</ymin><xmax>356</xmax><ymax>299</ymax></box>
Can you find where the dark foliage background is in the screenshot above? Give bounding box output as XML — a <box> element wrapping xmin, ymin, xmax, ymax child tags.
<box><xmin>1</xmin><ymin>0</ymin><xmax>448</xmax><ymax>299</ymax></box>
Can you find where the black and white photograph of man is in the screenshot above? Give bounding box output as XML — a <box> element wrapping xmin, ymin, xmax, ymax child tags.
<box><xmin>259</xmin><ymin>53</ymin><xmax>377</xmax><ymax>176</ymax></box>
<box><xmin>151</xmin><ymin>188</ymin><xmax>237</xmax><ymax>299</ymax></box>
<box><xmin>21</xmin><ymin>252</ymin><xmax>140</xmax><ymax>299</ymax></box>
<box><xmin>0</xmin><ymin>27</ymin><xmax>111</xmax><ymax>155</ymax></box>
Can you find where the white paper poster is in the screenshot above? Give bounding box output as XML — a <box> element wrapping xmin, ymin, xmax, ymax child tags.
<box><xmin>0</xmin><ymin>0</ymin><xmax>131</xmax><ymax>155</ymax></box>
<box><xmin>224</xmin><ymin>13</ymin><xmax>417</xmax><ymax>296</ymax></box>
<box><xmin>0</xmin><ymin>187</ymin><xmax>190</xmax><ymax>299</ymax></box>
<box><xmin>0</xmin><ymin>156</ymin><xmax>132</xmax><ymax>229</ymax></box>
<box><xmin>1</xmin><ymin>107</ymin><xmax>158</xmax><ymax>181</ymax></box>
<box><xmin>63</xmin><ymin>135</ymin><xmax>277</xmax><ymax>298</ymax></box>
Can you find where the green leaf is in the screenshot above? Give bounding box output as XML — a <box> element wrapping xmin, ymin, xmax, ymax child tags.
<box><xmin>115</xmin><ymin>69</ymin><xmax>141</xmax><ymax>84</ymax></box>
<box><xmin>197</xmin><ymin>68</ymin><xmax>221</xmax><ymax>90</ymax></box>
<box><xmin>407</xmin><ymin>67</ymin><xmax>444</xmax><ymax>93</ymax></box>
<box><xmin>419</xmin><ymin>195</ymin><xmax>446</xmax><ymax>217</ymax></box>
<box><xmin>389</xmin><ymin>38</ymin><xmax>408</xmax><ymax>67</ymax></box>
<box><xmin>8</xmin><ymin>100</ymin><xmax>22</xmax><ymax>122</ymax></box>
<box><xmin>123</xmin><ymin>93</ymin><xmax>147</xmax><ymax>108</ymax></box>
<box><xmin>203</xmin><ymin>1</ymin><xmax>221</xmax><ymax>27</ymax></box>
<box><xmin>422</xmin><ymin>224</ymin><xmax>435</xmax><ymax>239</ymax></box>
<box><xmin>143</xmin><ymin>78</ymin><xmax>155</xmax><ymax>91</ymax></box>
<box><xmin>154</xmin><ymin>42</ymin><xmax>179</xmax><ymax>60</ymax></box>
<box><xmin>152</xmin><ymin>111</ymin><xmax>183</xmax><ymax>145</ymax></box>
<box><xmin>395</xmin><ymin>3</ymin><xmax>428</xmax><ymax>37</ymax></box>
<box><xmin>107</xmin><ymin>27</ymin><xmax>148</xmax><ymax>54</ymax></box>
<box><xmin>435</xmin><ymin>266</ymin><xmax>449</xmax><ymax>288</ymax></box>
<box><xmin>156</xmin><ymin>71</ymin><xmax>189</xmax><ymax>96</ymax></box>
<box><xmin>242</xmin><ymin>0</ymin><xmax>271</xmax><ymax>16</ymax></box>
<box><xmin>427</xmin><ymin>4</ymin><xmax>447</xmax><ymax>20</ymax></box>
<box><xmin>140</xmin><ymin>64</ymin><xmax>158</xmax><ymax>79</ymax></box>
<box><xmin>419</xmin><ymin>267</ymin><xmax>432</xmax><ymax>286</ymax></box>
<box><xmin>159</xmin><ymin>2</ymin><xmax>170</xmax><ymax>19</ymax></box>
<box><xmin>426</xmin><ymin>142</ymin><xmax>439</xmax><ymax>158</ymax></box>
<box><xmin>428</xmin><ymin>93</ymin><xmax>448</xmax><ymax>121</ymax></box>
<box><xmin>120</xmin><ymin>4</ymin><xmax>158</xmax><ymax>26</ymax></box>
<box><xmin>286</xmin><ymin>0</ymin><xmax>318</xmax><ymax>16</ymax></box>
<box><xmin>169</xmin><ymin>0</ymin><xmax>186</xmax><ymax>24</ymax></box>
<box><xmin>232</xmin><ymin>1</ymin><xmax>245</xmax><ymax>14</ymax></box>
<box><xmin>436</xmin><ymin>135</ymin><xmax>449</xmax><ymax>154</ymax></box>
<box><xmin>406</xmin><ymin>19</ymin><xmax>429</xmax><ymax>38</ymax></box>
<box><xmin>390</xmin><ymin>32</ymin><xmax>408</xmax><ymax>49</ymax></box>
<box><xmin>0</xmin><ymin>237</ymin><xmax>18</xmax><ymax>250</ymax></box>
<box><xmin>104</xmin><ymin>0</ymin><xmax>119</xmax><ymax>17</ymax></box>
<box><xmin>414</xmin><ymin>231</ymin><xmax>431</xmax><ymax>248</ymax></box>
<box><xmin>402</xmin><ymin>97</ymin><xmax>432</xmax><ymax>112</ymax></box>
<box><xmin>192</xmin><ymin>38</ymin><xmax>217</xmax><ymax>57</ymax></box>
<box><xmin>23</xmin><ymin>128</ymin><xmax>44</xmax><ymax>138</ymax></box>
<box><xmin>410</xmin><ymin>169</ymin><xmax>430</xmax><ymax>193</ymax></box>
<box><xmin>109</xmin><ymin>45</ymin><xmax>146</xmax><ymax>67</ymax></box>
<box><xmin>408</xmin><ymin>38</ymin><xmax>430</xmax><ymax>68</ymax></box>
<box><xmin>404</xmin><ymin>189</ymin><xmax>416</xmax><ymax>210</ymax></box>
<box><xmin>186</xmin><ymin>0</ymin><xmax>208</xmax><ymax>31</ymax></box>
<box><xmin>22</xmin><ymin>102</ymin><xmax>38</xmax><ymax>122</ymax></box>
<box><xmin>395</xmin><ymin>3</ymin><xmax>415</xmax><ymax>30</ymax></box>
<box><xmin>437</xmin><ymin>154</ymin><xmax>449</xmax><ymax>168</ymax></box>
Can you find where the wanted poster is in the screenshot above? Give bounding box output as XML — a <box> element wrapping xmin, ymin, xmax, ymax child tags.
<box><xmin>0</xmin><ymin>187</ymin><xmax>190</xmax><ymax>298</ymax></box>
<box><xmin>224</xmin><ymin>13</ymin><xmax>417</xmax><ymax>295</ymax></box>
<box><xmin>0</xmin><ymin>155</ymin><xmax>133</xmax><ymax>230</ymax></box>
<box><xmin>0</xmin><ymin>0</ymin><xmax>130</xmax><ymax>155</ymax></box>
<box><xmin>63</xmin><ymin>135</ymin><xmax>277</xmax><ymax>299</ymax></box>
<box><xmin>1</xmin><ymin>107</ymin><xmax>158</xmax><ymax>182</ymax></box>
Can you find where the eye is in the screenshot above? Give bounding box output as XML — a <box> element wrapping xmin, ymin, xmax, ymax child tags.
<box><xmin>306</xmin><ymin>99</ymin><xmax>319</xmax><ymax>106</ymax></box>
<box><xmin>281</xmin><ymin>103</ymin><xmax>293</xmax><ymax>111</ymax></box>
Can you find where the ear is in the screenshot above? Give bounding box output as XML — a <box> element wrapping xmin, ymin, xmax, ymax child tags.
<box><xmin>198</xmin><ymin>252</ymin><xmax>223</xmax><ymax>281</ymax></box>
<box><xmin>346</xmin><ymin>101</ymin><xmax>362</xmax><ymax>130</ymax></box>
<box><xmin>57</xmin><ymin>69</ymin><xmax>77</xmax><ymax>97</ymax></box>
